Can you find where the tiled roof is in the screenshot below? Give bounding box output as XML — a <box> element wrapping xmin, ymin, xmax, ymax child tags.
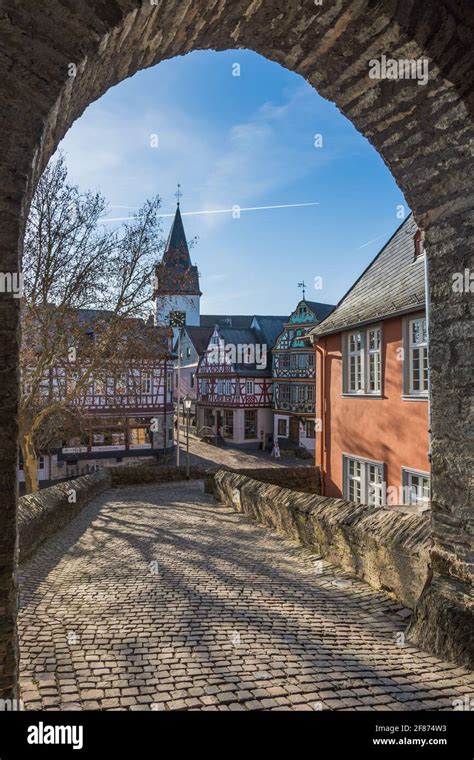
<box><xmin>311</xmin><ymin>215</ymin><xmax>425</xmax><ymax>337</ymax></box>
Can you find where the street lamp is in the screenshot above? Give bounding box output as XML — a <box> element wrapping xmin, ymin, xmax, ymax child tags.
<box><xmin>184</xmin><ymin>397</ymin><xmax>192</xmax><ymax>479</ymax></box>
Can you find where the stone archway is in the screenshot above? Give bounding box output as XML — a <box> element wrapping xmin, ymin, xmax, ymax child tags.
<box><xmin>0</xmin><ymin>0</ymin><xmax>472</xmax><ymax>697</ymax></box>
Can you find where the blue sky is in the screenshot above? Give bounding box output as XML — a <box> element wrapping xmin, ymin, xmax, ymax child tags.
<box><xmin>57</xmin><ymin>49</ymin><xmax>410</xmax><ymax>316</ymax></box>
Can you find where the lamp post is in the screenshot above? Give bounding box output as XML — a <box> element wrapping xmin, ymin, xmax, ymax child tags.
<box><xmin>184</xmin><ymin>397</ymin><xmax>192</xmax><ymax>479</ymax></box>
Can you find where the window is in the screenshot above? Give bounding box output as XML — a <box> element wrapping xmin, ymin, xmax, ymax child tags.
<box><xmin>141</xmin><ymin>372</ymin><xmax>152</xmax><ymax>394</ymax></box>
<box><xmin>244</xmin><ymin>410</ymin><xmax>258</xmax><ymax>439</ymax></box>
<box><xmin>175</xmin><ymin>373</ymin><xmax>178</xmax><ymax>388</ymax></box>
<box><xmin>343</xmin><ymin>455</ymin><xmax>384</xmax><ymax>506</ymax></box>
<box><xmin>115</xmin><ymin>374</ymin><xmax>127</xmax><ymax>394</ymax></box>
<box><xmin>186</xmin><ymin>347</ymin><xmax>191</xmax><ymax>358</ymax></box>
<box><xmin>277</xmin><ymin>418</ymin><xmax>287</xmax><ymax>436</ymax></box>
<box><xmin>224</xmin><ymin>380</ymin><xmax>232</xmax><ymax>396</ymax></box>
<box><xmin>406</xmin><ymin>317</ymin><xmax>428</xmax><ymax>396</ymax></box>
<box><xmin>190</xmin><ymin>373</ymin><xmax>195</xmax><ymax>389</ymax></box>
<box><xmin>204</xmin><ymin>408</ymin><xmax>214</xmax><ymax>428</ymax></box>
<box><xmin>402</xmin><ymin>469</ymin><xmax>430</xmax><ymax>506</ymax></box>
<box><xmin>279</xmin><ymin>384</ymin><xmax>291</xmax><ymax>403</ymax></box>
<box><xmin>223</xmin><ymin>410</ymin><xmax>234</xmax><ymax>438</ymax></box>
<box><xmin>245</xmin><ymin>380</ymin><xmax>254</xmax><ymax>396</ymax></box>
<box><xmin>280</xmin><ymin>354</ymin><xmax>290</xmax><ymax>370</ymax></box>
<box><xmin>413</xmin><ymin>229</ymin><xmax>425</xmax><ymax>258</ymax></box>
<box><xmin>344</xmin><ymin>327</ymin><xmax>382</xmax><ymax>395</ymax></box>
<box><xmin>305</xmin><ymin>420</ymin><xmax>315</xmax><ymax>438</ymax></box>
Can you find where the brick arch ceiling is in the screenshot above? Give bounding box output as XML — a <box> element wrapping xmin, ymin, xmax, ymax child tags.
<box><xmin>0</xmin><ymin>0</ymin><xmax>472</xmax><ymax>697</ymax></box>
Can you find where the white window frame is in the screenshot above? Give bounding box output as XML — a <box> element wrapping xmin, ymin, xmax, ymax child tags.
<box><xmin>245</xmin><ymin>379</ymin><xmax>255</xmax><ymax>396</ymax></box>
<box><xmin>405</xmin><ymin>316</ymin><xmax>428</xmax><ymax>397</ymax></box>
<box><xmin>402</xmin><ymin>468</ymin><xmax>430</xmax><ymax>506</ymax></box>
<box><xmin>343</xmin><ymin>326</ymin><xmax>382</xmax><ymax>395</ymax></box>
<box><xmin>343</xmin><ymin>454</ymin><xmax>385</xmax><ymax>506</ymax></box>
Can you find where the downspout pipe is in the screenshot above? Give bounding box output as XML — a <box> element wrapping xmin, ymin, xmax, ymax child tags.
<box><xmin>423</xmin><ymin>243</ymin><xmax>433</xmax><ymax>489</ymax></box>
<box><xmin>311</xmin><ymin>334</ymin><xmax>326</xmax><ymax>496</ymax></box>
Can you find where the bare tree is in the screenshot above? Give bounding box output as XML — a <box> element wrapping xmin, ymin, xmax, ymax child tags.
<box><xmin>20</xmin><ymin>154</ymin><xmax>170</xmax><ymax>493</ymax></box>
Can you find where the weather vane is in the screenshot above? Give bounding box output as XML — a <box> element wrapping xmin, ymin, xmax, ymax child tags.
<box><xmin>298</xmin><ymin>280</ymin><xmax>306</xmax><ymax>300</ymax></box>
<box><xmin>175</xmin><ymin>183</ymin><xmax>183</xmax><ymax>206</ymax></box>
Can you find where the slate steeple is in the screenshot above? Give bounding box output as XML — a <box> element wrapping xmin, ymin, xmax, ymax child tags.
<box><xmin>154</xmin><ymin>200</ymin><xmax>201</xmax><ymax>297</ymax></box>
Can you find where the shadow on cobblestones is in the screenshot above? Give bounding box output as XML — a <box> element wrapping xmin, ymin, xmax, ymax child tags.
<box><xmin>19</xmin><ymin>481</ymin><xmax>473</xmax><ymax>711</ymax></box>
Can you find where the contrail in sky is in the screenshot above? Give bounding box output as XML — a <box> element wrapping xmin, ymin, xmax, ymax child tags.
<box><xmin>99</xmin><ymin>201</ymin><xmax>320</xmax><ymax>223</ymax></box>
<box><xmin>357</xmin><ymin>234</ymin><xmax>386</xmax><ymax>250</ymax></box>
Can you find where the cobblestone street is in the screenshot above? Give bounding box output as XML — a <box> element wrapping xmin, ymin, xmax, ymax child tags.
<box><xmin>19</xmin><ymin>481</ymin><xmax>473</xmax><ymax>711</ymax></box>
<box><xmin>178</xmin><ymin>435</ymin><xmax>312</xmax><ymax>470</ymax></box>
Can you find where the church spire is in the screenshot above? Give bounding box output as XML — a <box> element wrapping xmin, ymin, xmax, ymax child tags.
<box><xmin>154</xmin><ymin>189</ymin><xmax>201</xmax><ymax>298</ymax></box>
<box><xmin>162</xmin><ymin>203</ymin><xmax>192</xmax><ymax>269</ymax></box>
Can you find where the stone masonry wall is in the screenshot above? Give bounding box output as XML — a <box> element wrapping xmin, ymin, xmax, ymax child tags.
<box><xmin>1</xmin><ymin>0</ymin><xmax>472</xmax><ymax>695</ymax></box>
<box><xmin>18</xmin><ymin>469</ymin><xmax>112</xmax><ymax>561</ymax></box>
<box><xmin>111</xmin><ymin>464</ymin><xmax>320</xmax><ymax>494</ymax></box>
<box><xmin>212</xmin><ymin>470</ymin><xmax>431</xmax><ymax>612</ymax></box>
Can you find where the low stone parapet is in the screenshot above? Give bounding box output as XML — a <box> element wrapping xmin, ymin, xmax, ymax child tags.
<box><xmin>18</xmin><ymin>464</ymin><xmax>319</xmax><ymax>561</ymax></box>
<box><xmin>18</xmin><ymin>469</ymin><xmax>111</xmax><ymax>560</ymax></box>
<box><xmin>110</xmin><ymin>463</ymin><xmax>320</xmax><ymax>494</ymax></box>
<box><xmin>211</xmin><ymin>469</ymin><xmax>431</xmax><ymax>610</ymax></box>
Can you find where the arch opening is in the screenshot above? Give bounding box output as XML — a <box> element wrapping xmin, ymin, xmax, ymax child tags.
<box><xmin>0</xmin><ymin>0</ymin><xmax>472</xmax><ymax>698</ymax></box>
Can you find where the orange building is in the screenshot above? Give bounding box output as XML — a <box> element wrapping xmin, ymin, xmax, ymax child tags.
<box><xmin>311</xmin><ymin>216</ymin><xmax>431</xmax><ymax>508</ymax></box>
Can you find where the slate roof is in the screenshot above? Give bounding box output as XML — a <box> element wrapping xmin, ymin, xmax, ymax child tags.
<box><xmin>155</xmin><ymin>205</ymin><xmax>201</xmax><ymax>296</ymax></box>
<box><xmin>185</xmin><ymin>325</ymin><xmax>213</xmax><ymax>356</ymax></box>
<box><xmin>303</xmin><ymin>301</ymin><xmax>336</xmax><ymax>322</ymax></box>
<box><xmin>200</xmin><ymin>315</ymin><xmax>254</xmax><ymax>329</ymax></box>
<box><xmin>252</xmin><ymin>315</ymin><xmax>288</xmax><ymax>350</ymax></box>
<box><xmin>162</xmin><ymin>205</ymin><xmax>191</xmax><ymax>267</ymax></box>
<box><xmin>311</xmin><ymin>215</ymin><xmax>425</xmax><ymax>337</ymax></box>
<box><xmin>200</xmin><ymin>325</ymin><xmax>275</xmax><ymax>376</ymax></box>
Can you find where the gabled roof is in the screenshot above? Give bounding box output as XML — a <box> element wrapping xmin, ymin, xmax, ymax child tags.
<box><xmin>311</xmin><ymin>215</ymin><xmax>425</xmax><ymax>337</ymax></box>
<box><xmin>252</xmin><ymin>315</ymin><xmax>288</xmax><ymax>349</ymax></box>
<box><xmin>184</xmin><ymin>325</ymin><xmax>213</xmax><ymax>356</ymax></box>
<box><xmin>201</xmin><ymin>325</ymin><xmax>273</xmax><ymax>376</ymax></box>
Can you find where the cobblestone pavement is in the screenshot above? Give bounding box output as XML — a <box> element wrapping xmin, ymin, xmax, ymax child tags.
<box><xmin>19</xmin><ymin>481</ymin><xmax>473</xmax><ymax>711</ymax></box>
<box><xmin>178</xmin><ymin>435</ymin><xmax>312</xmax><ymax>470</ymax></box>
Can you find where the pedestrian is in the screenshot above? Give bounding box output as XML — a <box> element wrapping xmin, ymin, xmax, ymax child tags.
<box><xmin>271</xmin><ymin>440</ymin><xmax>281</xmax><ymax>460</ymax></box>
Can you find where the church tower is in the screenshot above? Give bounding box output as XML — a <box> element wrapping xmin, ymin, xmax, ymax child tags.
<box><xmin>154</xmin><ymin>193</ymin><xmax>201</xmax><ymax>331</ymax></box>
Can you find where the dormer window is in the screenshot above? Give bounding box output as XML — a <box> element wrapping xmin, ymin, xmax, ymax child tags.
<box><xmin>414</xmin><ymin>229</ymin><xmax>425</xmax><ymax>259</ymax></box>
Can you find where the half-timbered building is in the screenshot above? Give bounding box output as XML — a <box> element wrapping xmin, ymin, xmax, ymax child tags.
<box><xmin>196</xmin><ymin>316</ymin><xmax>286</xmax><ymax>448</ymax></box>
<box><xmin>19</xmin><ymin>312</ymin><xmax>175</xmax><ymax>486</ymax></box>
<box><xmin>272</xmin><ymin>299</ymin><xmax>335</xmax><ymax>453</ymax></box>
